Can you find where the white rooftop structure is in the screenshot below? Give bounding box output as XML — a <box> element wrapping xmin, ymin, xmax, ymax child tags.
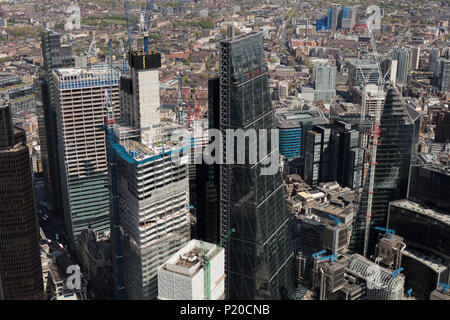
<box><xmin>157</xmin><ymin>240</ymin><xmax>225</xmax><ymax>300</ymax></box>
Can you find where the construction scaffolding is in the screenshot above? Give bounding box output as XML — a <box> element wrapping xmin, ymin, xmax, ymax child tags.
<box><xmin>54</xmin><ymin>65</ymin><xmax>121</xmax><ymax>91</ymax></box>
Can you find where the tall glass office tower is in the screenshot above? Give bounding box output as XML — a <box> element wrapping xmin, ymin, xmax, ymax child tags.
<box><xmin>391</xmin><ymin>48</ymin><xmax>410</xmax><ymax>87</ymax></box>
<box><xmin>0</xmin><ymin>102</ymin><xmax>44</xmax><ymax>300</ymax></box>
<box><xmin>219</xmin><ymin>32</ymin><xmax>294</xmax><ymax>300</ymax></box>
<box><xmin>39</xmin><ymin>29</ymin><xmax>74</xmax><ymax>217</ymax></box>
<box><xmin>351</xmin><ymin>86</ymin><xmax>419</xmax><ymax>255</ymax></box>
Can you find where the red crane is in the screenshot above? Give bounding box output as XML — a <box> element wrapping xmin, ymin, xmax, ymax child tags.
<box><xmin>195</xmin><ymin>88</ymin><xmax>208</xmax><ymax>121</ymax></box>
<box><xmin>182</xmin><ymin>86</ymin><xmax>192</xmax><ymax>128</ymax></box>
<box><xmin>24</xmin><ymin>110</ymin><xmax>33</xmax><ymax>123</ymax></box>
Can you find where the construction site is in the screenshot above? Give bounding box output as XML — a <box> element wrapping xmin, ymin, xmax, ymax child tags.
<box><xmin>157</xmin><ymin>239</ymin><xmax>225</xmax><ymax>300</ymax></box>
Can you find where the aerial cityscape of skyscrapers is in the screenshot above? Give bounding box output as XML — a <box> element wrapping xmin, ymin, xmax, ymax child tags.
<box><xmin>0</xmin><ymin>0</ymin><xmax>449</xmax><ymax>305</ymax></box>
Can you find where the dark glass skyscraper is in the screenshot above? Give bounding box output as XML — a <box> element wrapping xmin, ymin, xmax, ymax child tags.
<box><xmin>39</xmin><ymin>29</ymin><xmax>74</xmax><ymax>217</ymax></box>
<box><xmin>196</xmin><ymin>78</ymin><xmax>221</xmax><ymax>244</ymax></box>
<box><xmin>0</xmin><ymin>102</ymin><xmax>44</xmax><ymax>300</ymax></box>
<box><xmin>351</xmin><ymin>86</ymin><xmax>419</xmax><ymax>256</ymax></box>
<box><xmin>408</xmin><ymin>164</ymin><xmax>450</xmax><ymax>212</ymax></box>
<box><xmin>219</xmin><ymin>32</ymin><xmax>294</xmax><ymax>299</ymax></box>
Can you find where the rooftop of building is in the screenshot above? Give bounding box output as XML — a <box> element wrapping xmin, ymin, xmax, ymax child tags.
<box><xmin>402</xmin><ymin>248</ymin><xmax>448</xmax><ymax>273</ymax></box>
<box><xmin>353</xmin><ymin>84</ymin><xmax>386</xmax><ymax>97</ymax></box>
<box><xmin>308</xmin><ymin>200</ymin><xmax>355</xmax><ymax>223</ymax></box>
<box><xmin>221</xmin><ymin>31</ymin><xmax>262</xmax><ymax>44</ymax></box>
<box><xmin>275</xmin><ymin>110</ymin><xmax>328</xmax><ymax>128</ymax></box>
<box><xmin>53</xmin><ymin>64</ymin><xmax>120</xmax><ymax>80</ymax></box>
<box><xmin>414</xmin><ymin>162</ymin><xmax>450</xmax><ymax>176</ymax></box>
<box><xmin>331</xmin><ymin>102</ymin><xmax>363</xmax><ymax>115</ymax></box>
<box><xmin>113</xmin><ymin>121</ymin><xmax>192</xmax><ymax>165</ymax></box>
<box><xmin>346</xmin><ymin>58</ymin><xmax>378</xmax><ymax>68</ymax></box>
<box><xmin>390</xmin><ymin>199</ymin><xmax>450</xmax><ymax>226</ymax></box>
<box><xmin>159</xmin><ymin>240</ymin><xmax>223</xmax><ymax>278</ymax></box>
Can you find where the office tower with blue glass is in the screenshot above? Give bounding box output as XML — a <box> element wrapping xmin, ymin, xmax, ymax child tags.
<box><xmin>219</xmin><ymin>33</ymin><xmax>295</xmax><ymax>299</ymax></box>
<box><xmin>327</xmin><ymin>5</ymin><xmax>341</xmax><ymax>30</ymax></box>
<box><xmin>316</xmin><ymin>16</ymin><xmax>327</xmax><ymax>31</ymax></box>
<box><xmin>276</xmin><ymin>110</ymin><xmax>329</xmax><ymax>161</ymax></box>
<box><xmin>52</xmin><ymin>66</ymin><xmax>120</xmax><ymax>247</ymax></box>
<box><xmin>340</xmin><ymin>6</ymin><xmax>356</xmax><ymax>31</ymax></box>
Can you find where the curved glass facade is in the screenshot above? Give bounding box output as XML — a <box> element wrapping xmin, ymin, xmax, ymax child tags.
<box><xmin>279</xmin><ymin>128</ymin><xmax>302</xmax><ymax>160</ymax></box>
<box><xmin>408</xmin><ymin>164</ymin><xmax>450</xmax><ymax>212</ymax></box>
<box><xmin>388</xmin><ymin>201</ymin><xmax>450</xmax><ymax>262</ymax></box>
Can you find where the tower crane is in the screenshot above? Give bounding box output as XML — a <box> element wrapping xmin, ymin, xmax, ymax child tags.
<box><xmin>317</xmin><ymin>255</ymin><xmax>338</xmax><ymax>263</ymax></box>
<box><xmin>123</xmin><ymin>0</ymin><xmax>134</xmax><ymax>49</ymax></box>
<box><xmin>374</xmin><ymin>226</ymin><xmax>395</xmax><ymax>239</ymax></box>
<box><xmin>328</xmin><ymin>214</ymin><xmax>342</xmax><ymax>226</ymax></box>
<box><xmin>118</xmin><ymin>39</ymin><xmax>128</xmax><ymax>76</ymax></box>
<box><xmin>200</xmin><ymin>229</ymin><xmax>236</xmax><ymax>300</ymax></box>
<box><xmin>143</xmin><ymin>0</ymin><xmax>154</xmax><ymax>55</ymax></box>
<box><xmin>407</xmin><ymin>288</ymin><xmax>413</xmax><ymax>297</ymax></box>
<box><xmin>312</xmin><ymin>250</ymin><xmax>327</xmax><ymax>259</ymax></box>
<box><xmin>23</xmin><ymin>110</ymin><xmax>34</xmax><ymax>123</ymax></box>
<box><xmin>194</xmin><ymin>88</ymin><xmax>208</xmax><ymax>121</ymax></box>
<box><xmin>85</xmin><ymin>34</ymin><xmax>99</xmax><ymax>66</ymax></box>
<box><xmin>177</xmin><ymin>72</ymin><xmax>184</xmax><ymax>125</ymax></box>
<box><xmin>311</xmin><ymin>250</ymin><xmax>338</xmax><ymax>263</ymax></box>
<box><xmin>183</xmin><ymin>86</ymin><xmax>193</xmax><ymax>129</ymax></box>
<box><xmin>390</xmin><ymin>267</ymin><xmax>404</xmax><ymax>278</ymax></box>
<box><xmin>438</xmin><ymin>283</ymin><xmax>450</xmax><ymax>293</ymax></box>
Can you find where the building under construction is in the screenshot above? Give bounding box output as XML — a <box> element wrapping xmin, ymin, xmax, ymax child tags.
<box><xmin>109</xmin><ymin>50</ymin><xmax>191</xmax><ymax>300</ymax></box>
<box><xmin>157</xmin><ymin>240</ymin><xmax>225</xmax><ymax>300</ymax></box>
<box><xmin>52</xmin><ymin>65</ymin><xmax>120</xmax><ymax>247</ymax></box>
